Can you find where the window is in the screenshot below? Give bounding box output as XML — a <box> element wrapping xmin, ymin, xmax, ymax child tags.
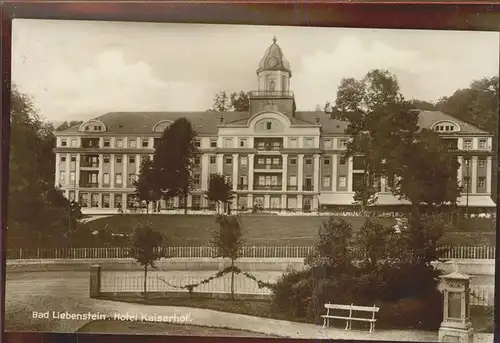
<box><xmin>194</xmin><ymin>156</ymin><xmax>200</xmax><ymax>165</ymax></box>
<box><xmin>193</xmin><ymin>173</ymin><xmax>200</xmax><ymax>184</ymax></box>
<box><xmin>463</xmin><ymin>158</ymin><xmax>471</xmax><ymax>167</ymax></box>
<box><xmin>102</xmin><ymin>194</ymin><xmax>110</xmax><ymax>208</ymax></box>
<box><xmin>192</xmin><ymin>195</ymin><xmax>201</xmax><ymax>209</ymax></box>
<box><xmin>272</xmin><ymin>141</ymin><xmax>281</xmax><ymax>150</ymax></box>
<box><xmin>290</xmin><ymin>158</ymin><xmax>297</xmax><ymax>165</ymax></box>
<box><xmin>71</xmin><ymin>139</ymin><xmax>78</xmax><ymax>147</ymax></box>
<box><xmin>478</xmin><ymin>158</ymin><xmax>487</xmax><ymax>167</ymax></box>
<box><xmin>479</xmin><ymin>139</ymin><xmax>487</xmax><ymax>149</ymax></box>
<box><xmin>128</xmin><ymin>139</ymin><xmax>137</xmax><ymax>148</ymax></box>
<box><xmin>257</xmin><ymin>141</ymin><xmax>265</xmax><ymax>149</ymax></box>
<box><xmin>239</xmin><ymin>139</ymin><xmax>247</xmax><ymax>148</ymax></box>
<box><xmin>478</xmin><ymin>177</ymin><xmax>486</xmax><ymax>188</ymax></box>
<box><xmin>210</xmin><ymin>156</ymin><xmax>216</xmax><ymax>164</ymax></box>
<box><xmin>116</xmin><ymin>173</ymin><xmax>122</xmax><ymax>184</ymax></box>
<box><xmin>142</xmin><ymin>139</ymin><xmax>149</xmax><ymax>148</ymax></box>
<box><xmin>340</xmin><ymin>157</ymin><xmax>346</xmax><ymax>165</ymax></box>
<box><xmin>339</xmin><ymin>139</ymin><xmax>348</xmax><ymax>149</ymax></box>
<box><xmin>463</xmin><ymin>177</ymin><xmax>471</xmax><ymax>189</ymax></box>
<box><xmin>240</xmin><ymin>157</ymin><xmax>247</xmax><ymax>165</ymax></box>
<box><xmin>103</xmin><ymin>173</ymin><xmax>110</xmax><ymax>184</ymax></box>
<box><xmin>116</xmin><ymin>139</ymin><xmax>123</xmax><ymax>148</ymax></box>
<box><xmin>323</xmin><ymin>139</ymin><xmax>332</xmax><ymax>149</ymax></box>
<box><xmin>258</xmin><ymin>157</ymin><xmax>265</xmax><ymax>165</ymax></box>
<box><xmin>323</xmin><ymin>176</ymin><xmax>331</xmax><ymax>187</ymax></box>
<box><xmin>61</xmin><ymin>156</ymin><xmax>66</xmax><ymax>162</ymax></box>
<box><xmin>128</xmin><ymin>173</ymin><xmax>136</xmax><ymax>184</ymax></box>
<box><xmin>84</xmin><ymin>126</ymin><xmax>89</xmax><ymax>131</ymax></box>
<box><xmin>224</xmin><ymin>138</ymin><xmax>233</xmax><ymax>148</ymax></box>
<box><xmin>129</xmin><ymin>155</ymin><xmax>135</xmax><ymax>164</ymax></box>
<box><xmin>116</xmin><ymin>155</ymin><xmax>122</xmax><ymax>164</ymax></box>
<box><xmin>194</xmin><ymin>139</ymin><xmax>201</xmax><ymax>148</ymax></box>
<box><xmin>104</xmin><ymin>139</ymin><xmax>110</xmax><ymax>147</ymax></box>
<box><xmin>210</xmin><ymin>140</ymin><xmax>217</xmax><ymax>148</ymax></box>
<box><xmin>59</xmin><ymin>171</ymin><xmax>65</xmax><ymax>182</ymax></box>
<box><xmin>61</xmin><ymin>139</ymin><xmax>67</xmax><ymax>147</ymax></box>
<box><xmin>339</xmin><ymin>176</ymin><xmax>347</xmax><ymax>187</ymax></box>
<box><xmin>324</xmin><ymin>158</ymin><xmax>330</xmax><ymax>165</ymax></box>
<box><xmin>71</xmin><ymin>156</ymin><xmax>76</xmax><ymax>162</ymax></box>
<box><xmin>464</xmin><ymin>140</ymin><xmax>472</xmax><ymax>150</ymax></box>
<box><xmin>114</xmin><ymin>194</ymin><xmax>123</xmax><ymax>208</ymax></box>
<box><xmin>289</xmin><ymin>175</ymin><xmax>297</xmax><ymax>186</ymax></box>
<box><xmin>68</xmin><ymin>191</ymin><xmax>75</xmax><ymax>202</ymax></box>
<box><xmin>289</xmin><ymin>138</ymin><xmax>298</xmax><ymax>148</ymax></box>
<box><xmin>304</xmin><ymin>138</ymin><xmax>313</xmax><ymax>148</ymax></box>
<box><xmin>239</xmin><ymin>176</ymin><xmax>248</xmax><ymax>185</ymax></box>
<box><xmin>225</xmin><ymin>175</ymin><xmax>232</xmax><ymax>185</ymax></box>
<box><xmin>305</xmin><ymin>158</ymin><xmax>312</xmax><ymax>165</ymax></box>
<box><xmin>103</xmin><ymin>155</ymin><xmax>110</xmax><ymax>164</ymax></box>
<box><xmin>266</xmin><ymin>122</ymin><xmax>272</xmax><ymax>130</ymax></box>
<box><xmin>272</xmin><ymin>158</ymin><xmax>280</xmax><ymax>165</ymax></box>
<box><xmin>225</xmin><ymin>157</ymin><xmax>232</xmax><ymax>165</ymax></box>
<box><xmin>70</xmin><ymin>172</ymin><xmax>75</xmax><ymax>182</ymax></box>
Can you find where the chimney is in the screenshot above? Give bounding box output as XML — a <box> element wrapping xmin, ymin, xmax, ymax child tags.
<box><xmin>219</xmin><ymin>113</ymin><xmax>224</xmax><ymax>123</ymax></box>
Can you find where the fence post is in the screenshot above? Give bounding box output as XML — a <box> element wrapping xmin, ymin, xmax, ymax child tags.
<box><xmin>89</xmin><ymin>265</ymin><xmax>101</xmax><ymax>298</ymax></box>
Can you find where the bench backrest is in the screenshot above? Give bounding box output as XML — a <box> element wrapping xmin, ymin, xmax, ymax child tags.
<box><xmin>324</xmin><ymin>303</ymin><xmax>379</xmax><ymax>319</ymax></box>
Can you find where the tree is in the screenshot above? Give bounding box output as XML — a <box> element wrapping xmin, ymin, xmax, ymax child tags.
<box><xmin>129</xmin><ymin>224</ymin><xmax>165</xmax><ymax>297</ymax></box>
<box><xmin>153</xmin><ymin>118</ymin><xmax>199</xmax><ymax>215</ymax></box>
<box><xmin>405</xmin><ymin>99</ymin><xmax>438</xmax><ymax>111</ymax></box>
<box><xmin>326</xmin><ymin>69</ymin><xmax>460</xmax><ymax>219</ymax></box>
<box><xmin>133</xmin><ymin>158</ymin><xmax>162</xmax><ymax>214</ymax></box>
<box><xmin>211</xmin><ymin>215</ymin><xmax>245</xmax><ymax>299</ymax></box>
<box><xmin>212</xmin><ymin>90</ymin><xmax>250</xmax><ymax>112</ymax></box>
<box><xmin>205</xmin><ymin>174</ymin><xmax>234</xmax><ymax>214</ymax></box>
<box><xmin>7</xmin><ymin>85</ymin><xmax>85</xmax><ymax>248</ymax></box>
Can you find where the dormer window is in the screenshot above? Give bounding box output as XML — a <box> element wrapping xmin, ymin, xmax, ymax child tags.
<box><xmin>266</xmin><ymin>122</ymin><xmax>272</xmax><ymax>130</ymax></box>
<box><xmin>432</xmin><ymin>121</ymin><xmax>460</xmax><ymax>132</ymax></box>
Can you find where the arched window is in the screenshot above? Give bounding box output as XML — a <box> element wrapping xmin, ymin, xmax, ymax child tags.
<box><xmin>269</xmin><ymin>81</ymin><xmax>275</xmax><ymax>91</ymax></box>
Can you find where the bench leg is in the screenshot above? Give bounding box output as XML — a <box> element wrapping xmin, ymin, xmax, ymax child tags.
<box><xmin>345</xmin><ymin>320</ymin><xmax>350</xmax><ymax>330</ymax></box>
<box><xmin>369</xmin><ymin>322</ymin><xmax>374</xmax><ymax>333</ymax></box>
<box><xmin>323</xmin><ymin>318</ymin><xmax>326</xmax><ymax>328</ymax></box>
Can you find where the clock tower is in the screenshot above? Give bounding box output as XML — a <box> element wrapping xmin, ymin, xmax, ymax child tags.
<box><xmin>250</xmin><ymin>37</ymin><xmax>296</xmax><ymax>117</ymax></box>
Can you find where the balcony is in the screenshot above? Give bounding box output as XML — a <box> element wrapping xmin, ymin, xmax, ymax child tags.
<box><xmin>237</xmin><ymin>184</ymin><xmax>249</xmax><ymax>190</ymax></box>
<box><xmin>303</xmin><ymin>185</ymin><xmax>314</xmax><ymax>191</ymax></box>
<box><xmin>254</xmin><ymin>185</ymin><xmax>282</xmax><ymax>191</ymax></box>
<box><xmin>256</xmin><ymin>144</ymin><xmax>283</xmax><ymax>151</ymax></box>
<box><xmin>287</xmin><ymin>185</ymin><xmax>298</xmax><ymax>191</ymax></box>
<box><xmin>254</xmin><ymin>164</ymin><xmax>283</xmax><ymax>170</ymax></box>
<box><xmin>248</xmin><ymin>90</ymin><xmax>294</xmax><ymax>98</ymax></box>
<box><xmin>80</xmin><ymin>162</ymin><xmax>99</xmax><ymax>168</ymax></box>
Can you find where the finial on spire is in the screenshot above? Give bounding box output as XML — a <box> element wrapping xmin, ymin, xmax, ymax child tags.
<box><xmin>273</xmin><ymin>36</ymin><xmax>277</xmax><ymax>44</ymax></box>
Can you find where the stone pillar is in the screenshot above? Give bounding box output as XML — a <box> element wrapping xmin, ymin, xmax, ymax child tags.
<box><xmin>313</xmin><ymin>154</ymin><xmax>320</xmax><ymax>192</ymax></box>
<box><xmin>123</xmin><ymin>154</ymin><xmax>128</xmax><ymax>189</ymax></box>
<box><xmin>264</xmin><ymin>194</ymin><xmax>270</xmax><ymax>210</ymax></box>
<box><xmin>438</xmin><ymin>271</ymin><xmax>474</xmax><ymax>343</ymax></box>
<box><xmin>486</xmin><ymin>156</ymin><xmax>492</xmax><ymax>193</ymax></box>
<box><xmin>136</xmin><ymin>154</ymin><xmax>141</xmax><ymax>176</ymax></box>
<box><xmin>232</xmin><ymin>154</ymin><xmax>239</xmax><ymax>191</ymax></box>
<box><xmin>122</xmin><ymin>192</ymin><xmax>128</xmax><ymax>210</ymax></box>
<box><xmin>89</xmin><ymin>265</ymin><xmax>101</xmax><ymax>298</ymax></box>
<box><xmin>297</xmin><ymin>154</ymin><xmax>304</xmax><ymax>191</ymax></box>
<box><xmin>297</xmin><ymin>194</ymin><xmax>303</xmax><ymax>210</ymax></box>
<box><xmin>281</xmin><ymin>194</ymin><xmax>287</xmax><ymax>211</ymax></box>
<box><xmin>201</xmin><ymin>154</ymin><xmax>209</xmax><ymax>191</ymax></box>
<box><xmin>457</xmin><ymin>156</ymin><xmax>463</xmax><ymax>186</ymax></box>
<box><xmin>331</xmin><ymin>154</ymin><xmax>337</xmax><ymax>192</ymax></box>
<box><xmin>98</xmin><ymin>154</ymin><xmax>103</xmax><ymax>188</ymax></box>
<box><xmin>55</xmin><ymin>153</ymin><xmax>61</xmax><ymax>187</ymax></box>
<box><xmin>66</xmin><ymin>153</ymin><xmax>71</xmax><ymax>186</ymax></box>
<box><xmin>247</xmin><ymin>194</ymin><xmax>254</xmax><ymax>209</ymax></box>
<box><xmin>347</xmin><ymin>157</ymin><xmax>353</xmax><ymax>192</ymax></box>
<box><xmin>110</xmin><ymin>154</ymin><xmax>115</xmax><ymax>188</ymax></box>
<box><xmin>282</xmin><ymin>154</ymin><xmax>288</xmax><ymax>191</ymax></box>
<box><xmin>216</xmin><ymin>154</ymin><xmax>223</xmax><ymax>175</ymax></box>
<box><xmin>248</xmin><ymin>154</ymin><xmax>255</xmax><ymax>191</ymax></box>
<box><xmin>471</xmin><ymin>157</ymin><xmax>477</xmax><ymax>194</ymax></box>
<box><xmin>75</xmin><ymin>155</ymin><xmax>81</xmax><ymax>191</ymax></box>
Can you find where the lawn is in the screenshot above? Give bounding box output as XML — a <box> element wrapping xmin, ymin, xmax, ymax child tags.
<box><xmin>82</xmin><ymin>214</ymin><xmax>395</xmax><ymax>246</ymax></box>
<box><xmin>82</xmin><ymin>214</ymin><xmax>496</xmax><ymax>246</ymax></box>
<box><xmin>97</xmin><ymin>295</ymin><xmax>494</xmax><ymax>333</ymax></box>
<box><xmin>77</xmin><ymin>319</ymin><xmax>277</xmax><ymax>337</ymax></box>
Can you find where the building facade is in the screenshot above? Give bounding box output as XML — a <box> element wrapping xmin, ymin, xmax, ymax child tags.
<box><xmin>54</xmin><ymin>38</ymin><xmax>496</xmax><ymax>214</ymax></box>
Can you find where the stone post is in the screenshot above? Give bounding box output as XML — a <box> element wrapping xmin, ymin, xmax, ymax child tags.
<box><xmin>89</xmin><ymin>265</ymin><xmax>101</xmax><ymax>298</ymax></box>
<box><xmin>438</xmin><ymin>271</ymin><xmax>474</xmax><ymax>343</ymax></box>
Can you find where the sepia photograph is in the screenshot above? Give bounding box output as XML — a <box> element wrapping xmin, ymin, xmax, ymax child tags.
<box><xmin>5</xmin><ymin>19</ymin><xmax>498</xmax><ymax>342</ymax></box>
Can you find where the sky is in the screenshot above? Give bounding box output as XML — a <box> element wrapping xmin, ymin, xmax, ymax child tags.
<box><xmin>12</xmin><ymin>19</ymin><xmax>499</xmax><ymax>123</ymax></box>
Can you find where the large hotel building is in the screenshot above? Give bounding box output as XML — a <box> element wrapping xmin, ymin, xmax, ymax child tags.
<box><xmin>54</xmin><ymin>38</ymin><xmax>496</xmax><ymax>214</ymax></box>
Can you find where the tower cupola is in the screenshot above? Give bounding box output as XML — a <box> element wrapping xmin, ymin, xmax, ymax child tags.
<box><xmin>256</xmin><ymin>37</ymin><xmax>292</xmax><ymax>92</ymax></box>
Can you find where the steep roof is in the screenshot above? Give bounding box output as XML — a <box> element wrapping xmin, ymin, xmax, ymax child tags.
<box><xmin>55</xmin><ymin>109</ymin><xmax>489</xmax><ymax>136</ymax></box>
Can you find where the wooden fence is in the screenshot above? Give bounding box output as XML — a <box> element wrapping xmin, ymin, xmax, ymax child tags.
<box><xmin>6</xmin><ymin>245</ymin><xmax>495</xmax><ymax>260</ymax></box>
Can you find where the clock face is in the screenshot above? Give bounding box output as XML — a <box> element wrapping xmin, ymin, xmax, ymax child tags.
<box><xmin>268</xmin><ymin>57</ymin><xmax>278</xmax><ymax>68</ymax></box>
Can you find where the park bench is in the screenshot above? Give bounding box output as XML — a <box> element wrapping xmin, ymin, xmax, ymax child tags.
<box><xmin>321</xmin><ymin>303</ymin><xmax>379</xmax><ymax>333</ymax></box>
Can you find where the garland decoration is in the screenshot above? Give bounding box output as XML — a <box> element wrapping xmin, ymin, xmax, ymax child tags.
<box><xmin>156</xmin><ymin>265</ymin><xmax>275</xmax><ymax>293</ymax></box>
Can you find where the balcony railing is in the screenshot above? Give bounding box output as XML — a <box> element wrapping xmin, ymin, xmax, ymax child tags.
<box><xmin>255</xmin><ymin>144</ymin><xmax>283</xmax><ymax>151</ymax></box>
<box><xmin>254</xmin><ymin>164</ymin><xmax>283</xmax><ymax>170</ymax></box>
<box><xmin>303</xmin><ymin>185</ymin><xmax>313</xmax><ymax>191</ymax></box>
<box><xmin>237</xmin><ymin>185</ymin><xmax>249</xmax><ymax>190</ymax></box>
<box><xmin>254</xmin><ymin>185</ymin><xmax>282</xmax><ymax>191</ymax></box>
<box><xmin>80</xmin><ymin>162</ymin><xmax>99</xmax><ymax>168</ymax></box>
<box><xmin>287</xmin><ymin>185</ymin><xmax>298</xmax><ymax>191</ymax></box>
<box><xmin>248</xmin><ymin>90</ymin><xmax>294</xmax><ymax>98</ymax></box>
<box><xmin>79</xmin><ymin>183</ymin><xmax>99</xmax><ymax>188</ymax></box>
